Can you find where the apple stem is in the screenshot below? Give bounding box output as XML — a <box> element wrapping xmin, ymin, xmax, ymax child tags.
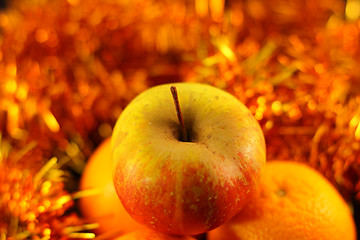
<box><xmin>170</xmin><ymin>86</ymin><xmax>188</xmax><ymax>142</ymax></box>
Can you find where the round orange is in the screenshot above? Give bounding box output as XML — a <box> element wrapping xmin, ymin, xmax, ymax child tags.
<box><xmin>114</xmin><ymin>229</ymin><xmax>197</xmax><ymax>240</ymax></box>
<box><xmin>79</xmin><ymin>138</ymin><xmax>144</xmax><ymax>237</ymax></box>
<box><xmin>208</xmin><ymin>160</ymin><xmax>357</xmax><ymax>240</ymax></box>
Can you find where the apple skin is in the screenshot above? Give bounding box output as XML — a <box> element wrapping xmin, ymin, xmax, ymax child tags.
<box><xmin>114</xmin><ymin>229</ymin><xmax>197</xmax><ymax>240</ymax></box>
<box><xmin>112</xmin><ymin>83</ymin><xmax>266</xmax><ymax>235</ymax></box>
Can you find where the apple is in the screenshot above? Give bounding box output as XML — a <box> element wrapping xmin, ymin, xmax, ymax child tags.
<box><xmin>79</xmin><ymin>138</ymin><xmax>145</xmax><ymax>237</ymax></box>
<box><xmin>114</xmin><ymin>229</ymin><xmax>197</xmax><ymax>240</ymax></box>
<box><xmin>111</xmin><ymin>83</ymin><xmax>266</xmax><ymax>235</ymax></box>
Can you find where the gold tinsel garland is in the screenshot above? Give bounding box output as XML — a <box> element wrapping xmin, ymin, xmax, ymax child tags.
<box><xmin>0</xmin><ymin>138</ymin><xmax>97</xmax><ymax>239</ymax></box>
<box><xmin>0</xmin><ymin>0</ymin><xmax>359</xmax><ymax>238</ymax></box>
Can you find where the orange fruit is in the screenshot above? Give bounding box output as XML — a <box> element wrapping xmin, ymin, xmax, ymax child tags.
<box><xmin>79</xmin><ymin>138</ymin><xmax>144</xmax><ymax>237</ymax></box>
<box><xmin>208</xmin><ymin>160</ymin><xmax>357</xmax><ymax>240</ymax></box>
<box><xmin>114</xmin><ymin>229</ymin><xmax>197</xmax><ymax>240</ymax></box>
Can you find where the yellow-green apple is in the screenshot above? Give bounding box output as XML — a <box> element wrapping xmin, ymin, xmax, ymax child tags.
<box><xmin>111</xmin><ymin>83</ymin><xmax>266</xmax><ymax>235</ymax></box>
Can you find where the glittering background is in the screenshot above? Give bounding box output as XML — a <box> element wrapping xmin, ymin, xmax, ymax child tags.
<box><xmin>0</xmin><ymin>0</ymin><xmax>360</xmax><ymax>239</ymax></box>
